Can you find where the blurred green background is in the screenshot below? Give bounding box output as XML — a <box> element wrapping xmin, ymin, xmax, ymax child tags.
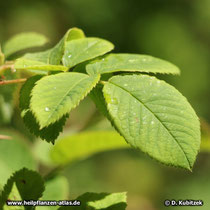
<box><xmin>0</xmin><ymin>0</ymin><xmax>210</xmax><ymax>209</ymax></box>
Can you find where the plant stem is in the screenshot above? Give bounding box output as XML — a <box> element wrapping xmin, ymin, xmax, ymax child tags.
<box><xmin>0</xmin><ymin>62</ymin><xmax>14</xmax><ymax>74</ymax></box>
<box><xmin>0</xmin><ymin>78</ymin><xmax>27</xmax><ymax>86</ymax></box>
<box><xmin>100</xmin><ymin>80</ymin><xmax>107</xmax><ymax>85</ymax></box>
<box><xmin>0</xmin><ymin>135</ymin><xmax>12</xmax><ymax>140</ymax></box>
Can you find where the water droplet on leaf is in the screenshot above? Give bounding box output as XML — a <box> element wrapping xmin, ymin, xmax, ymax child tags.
<box><xmin>111</xmin><ymin>98</ymin><xmax>118</xmax><ymax>105</ymax></box>
<box><xmin>45</xmin><ymin>107</ymin><xmax>50</xmax><ymax>112</ymax></box>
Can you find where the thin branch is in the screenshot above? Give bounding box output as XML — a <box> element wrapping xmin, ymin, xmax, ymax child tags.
<box><xmin>0</xmin><ymin>61</ymin><xmax>15</xmax><ymax>74</ymax></box>
<box><xmin>0</xmin><ymin>135</ymin><xmax>12</xmax><ymax>140</ymax></box>
<box><xmin>0</xmin><ymin>78</ymin><xmax>27</xmax><ymax>86</ymax></box>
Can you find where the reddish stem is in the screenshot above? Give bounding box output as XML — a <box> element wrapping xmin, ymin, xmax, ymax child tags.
<box><xmin>0</xmin><ymin>78</ymin><xmax>27</xmax><ymax>86</ymax></box>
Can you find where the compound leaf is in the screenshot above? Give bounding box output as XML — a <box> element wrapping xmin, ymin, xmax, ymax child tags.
<box><xmin>62</xmin><ymin>38</ymin><xmax>114</xmax><ymax>68</ymax></box>
<box><xmin>3</xmin><ymin>32</ymin><xmax>48</xmax><ymax>58</ymax></box>
<box><xmin>30</xmin><ymin>72</ymin><xmax>100</xmax><ymax>129</ymax></box>
<box><xmin>0</xmin><ymin>168</ymin><xmax>45</xmax><ymax>210</ymax></box>
<box><xmin>103</xmin><ymin>75</ymin><xmax>200</xmax><ymax>170</ymax></box>
<box><xmin>86</xmin><ymin>53</ymin><xmax>180</xmax><ymax>75</ymax></box>
<box><xmin>20</xmin><ymin>75</ymin><xmax>68</xmax><ymax>143</ymax></box>
<box><xmin>50</xmin><ymin>131</ymin><xmax>129</xmax><ymax>165</ymax></box>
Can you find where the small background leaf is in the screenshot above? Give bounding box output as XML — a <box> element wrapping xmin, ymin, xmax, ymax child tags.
<box><xmin>58</xmin><ymin>192</ymin><xmax>127</xmax><ymax>210</ymax></box>
<box><xmin>3</xmin><ymin>183</ymin><xmax>24</xmax><ymax>210</ymax></box>
<box><xmin>0</xmin><ymin>130</ymin><xmax>37</xmax><ymax>188</ymax></box>
<box><xmin>0</xmin><ymin>168</ymin><xmax>45</xmax><ymax>210</ymax></box>
<box><xmin>50</xmin><ymin>131</ymin><xmax>129</xmax><ymax>165</ymax></box>
<box><xmin>3</xmin><ymin>32</ymin><xmax>48</xmax><ymax>58</ymax></box>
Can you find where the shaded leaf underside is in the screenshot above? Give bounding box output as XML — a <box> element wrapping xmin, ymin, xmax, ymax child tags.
<box><xmin>3</xmin><ymin>32</ymin><xmax>48</xmax><ymax>58</ymax></box>
<box><xmin>20</xmin><ymin>75</ymin><xmax>68</xmax><ymax>143</ymax></box>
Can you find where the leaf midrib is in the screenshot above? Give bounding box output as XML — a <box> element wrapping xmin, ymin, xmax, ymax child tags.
<box><xmin>108</xmin><ymin>80</ymin><xmax>191</xmax><ymax>168</ymax></box>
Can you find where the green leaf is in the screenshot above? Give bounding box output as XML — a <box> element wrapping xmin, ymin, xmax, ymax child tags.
<box><xmin>89</xmin><ymin>84</ymin><xmax>111</xmax><ymax>119</ymax></box>
<box><xmin>15</xmin><ymin>58</ymin><xmax>68</xmax><ymax>72</ymax></box>
<box><xmin>0</xmin><ymin>168</ymin><xmax>45</xmax><ymax>210</ymax></box>
<box><xmin>50</xmin><ymin>131</ymin><xmax>129</xmax><ymax>165</ymax></box>
<box><xmin>33</xmin><ymin>140</ymin><xmax>55</xmax><ymax>166</ymax></box>
<box><xmin>14</xmin><ymin>28</ymin><xmax>85</xmax><ymax>72</ymax></box>
<box><xmin>3</xmin><ymin>184</ymin><xmax>24</xmax><ymax>210</ymax></box>
<box><xmin>87</xmin><ymin>192</ymin><xmax>127</xmax><ymax>210</ymax></box>
<box><xmin>43</xmin><ymin>27</ymin><xmax>85</xmax><ymax>65</ymax></box>
<box><xmin>65</xmin><ymin>27</ymin><xmax>85</xmax><ymax>41</ymax></box>
<box><xmin>86</xmin><ymin>53</ymin><xmax>180</xmax><ymax>75</ymax></box>
<box><xmin>3</xmin><ymin>183</ymin><xmax>24</xmax><ymax>210</ymax></box>
<box><xmin>58</xmin><ymin>192</ymin><xmax>127</xmax><ymax>210</ymax></box>
<box><xmin>103</xmin><ymin>74</ymin><xmax>200</xmax><ymax>170</ymax></box>
<box><xmin>0</xmin><ymin>129</ymin><xmax>37</xmax><ymax>187</ymax></box>
<box><xmin>3</xmin><ymin>32</ymin><xmax>48</xmax><ymax>58</ymax></box>
<box><xmin>62</xmin><ymin>38</ymin><xmax>114</xmax><ymax>68</ymax></box>
<box><xmin>23</xmin><ymin>111</ymin><xmax>68</xmax><ymax>144</ymax></box>
<box><xmin>20</xmin><ymin>75</ymin><xmax>68</xmax><ymax>143</ymax></box>
<box><xmin>30</xmin><ymin>72</ymin><xmax>100</xmax><ymax>129</ymax></box>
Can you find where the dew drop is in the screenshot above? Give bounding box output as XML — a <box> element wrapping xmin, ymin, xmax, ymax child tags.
<box><xmin>124</xmin><ymin>83</ymin><xmax>128</xmax><ymax>87</ymax></box>
<box><xmin>45</xmin><ymin>107</ymin><xmax>50</xmax><ymax>112</ymax></box>
<box><xmin>102</xmin><ymin>58</ymin><xmax>105</xmax><ymax>61</ymax></box>
<box><xmin>111</xmin><ymin>98</ymin><xmax>118</xmax><ymax>105</ymax></box>
<box><xmin>68</xmin><ymin>54</ymin><xmax>72</xmax><ymax>58</ymax></box>
<box><xmin>151</xmin><ymin>121</ymin><xmax>155</xmax><ymax>125</ymax></box>
<box><xmin>13</xmin><ymin>69</ymin><xmax>17</xmax><ymax>72</ymax></box>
